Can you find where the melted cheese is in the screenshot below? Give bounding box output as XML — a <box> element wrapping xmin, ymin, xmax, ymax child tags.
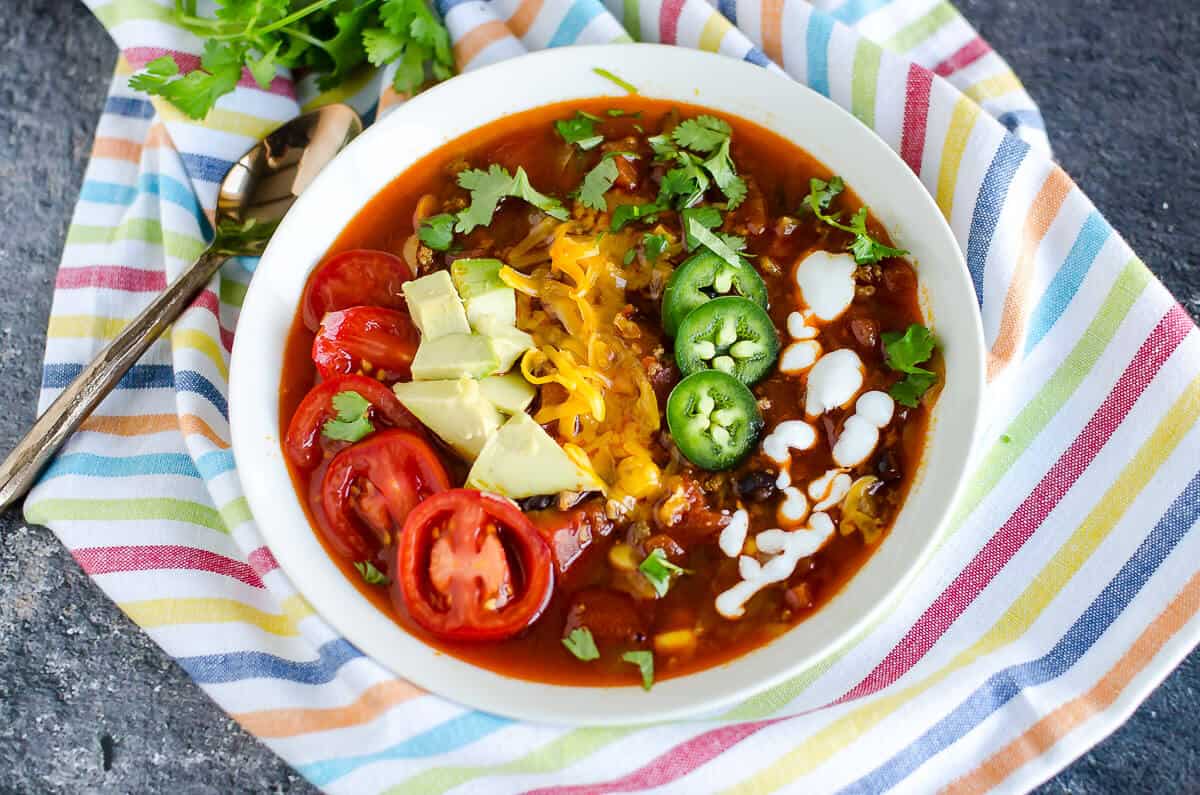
<box><xmin>805</xmin><ymin>349</ymin><xmax>864</xmax><ymax>416</ymax></box>
<box><xmin>832</xmin><ymin>390</ymin><xmax>895</xmax><ymax>467</ymax></box>
<box><xmin>794</xmin><ymin>251</ymin><xmax>856</xmax><ymax>321</ymax></box>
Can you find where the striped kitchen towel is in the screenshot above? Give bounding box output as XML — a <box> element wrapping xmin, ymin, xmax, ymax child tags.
<box><xmin>24</xmin><ymin>0</ymin><xmax>1200</xmax><ymax>792</ymax></box>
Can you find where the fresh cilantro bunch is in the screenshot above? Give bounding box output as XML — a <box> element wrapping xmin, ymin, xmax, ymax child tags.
<box><xmin>882</xmin><ymin>324</ymin><xmax>938</xmax><ymax>407</ymax></box>
<box><xmin>128</xmin><ymin>0</ymin><xmax>454</xmax><ymax>120</ymax></box>
<box><xmin>801</xmin><ymin>177</ymin><xmax>909</xmax><ymax>265</ymax></box>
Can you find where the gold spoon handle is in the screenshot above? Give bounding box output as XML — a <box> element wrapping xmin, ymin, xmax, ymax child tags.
<box><xmin>0</xmin><ymin>247</ymin><xmax>230</xmax><ymax>511</ymax></box>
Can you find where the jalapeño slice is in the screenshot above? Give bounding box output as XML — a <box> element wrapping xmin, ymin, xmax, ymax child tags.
<box><xmin>674</xmin><ymin>296</ymin><xmax>780</xmax><ymax>385</ymax></box>
<box><xmin>666</xmin><ymin>370</ymin><xmax>764</xmax><ymax>471</ymax></box>
<box><xmin>661</xmin><ymin>250</ymin><xmax>769</xmax><ymax>337</ymax></box>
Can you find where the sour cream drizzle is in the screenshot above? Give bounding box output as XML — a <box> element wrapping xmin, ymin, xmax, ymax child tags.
<box><xmin>794</xmin><ymin>251</ymin><xmax>856</xmax><ymax>321</ymax></box>
<box><xmin>715</xmin><ymin>513</ymin><xmax>836</xmax><ymax>619</ymax></box>
<box><xmin>718</xmin><ymin>509</ymin><xmax>750</xmax><ymax>557</ymax></box>
<box><xmin>805</xmin><ymin>348</ymin><xmax>864</xmax><ymax>417</ymax></box>
<box><xmin>833</xmin><ymin>390</ymin><xmax>895</xmax><ymax>467</ymax></box>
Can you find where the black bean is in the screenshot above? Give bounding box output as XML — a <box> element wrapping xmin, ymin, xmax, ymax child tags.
<box><xmin>518</xmin><ymin>494</ymin><xmax>556</xmax><ymax>512</ymax></box>
<box><xmin>734</xmin><ymin>471</ymin><xmax>778</xmax><ymax>503</ymax></box>
<box><xmin>876</xmin><ymin>449</ymin><xmax>903</xmax><ymax>482</ymax></box>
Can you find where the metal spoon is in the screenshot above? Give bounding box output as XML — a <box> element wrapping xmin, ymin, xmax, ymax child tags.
<box><xmin>0</xmin><ymin>104</ymin><xmax>363</xmax><ymax>511</ymax></box>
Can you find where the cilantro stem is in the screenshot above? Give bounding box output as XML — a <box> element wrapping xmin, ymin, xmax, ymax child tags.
<box><xmin>593</xmin><ymin>67</ymin><xmax>638</xmax><ymax>94</ymax></box>
<box><xmin>204</xmin><ymin>0</ymin><xmax>344</xmax><ymax>41</ymax></box>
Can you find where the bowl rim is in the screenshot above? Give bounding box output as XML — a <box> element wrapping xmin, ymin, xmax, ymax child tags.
<box><xmin>229</xmin><ymin>43</ymin><xmax>986</xmax><ymax>726</ymax></box>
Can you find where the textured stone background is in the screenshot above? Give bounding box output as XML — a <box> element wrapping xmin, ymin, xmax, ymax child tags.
<box><xmin>0</xmin><ymin>0</ymin><xmax>1196</xmax><ymax>791</ymax></box>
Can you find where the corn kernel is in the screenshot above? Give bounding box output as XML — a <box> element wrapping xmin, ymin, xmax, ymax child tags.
<box><xmin>608</xmin><ymin>543</ymin><xmax>639</xmax><ymax>572</ymax></box>
<box><xmin>653</xmin><ymin>629</ymin><xmax>697</xmax><ymax>656</ymax></box>
<box><xmin>616</xmin><ymin>456</ymin><xmax>662</xmax><ymax>499</ymax></box>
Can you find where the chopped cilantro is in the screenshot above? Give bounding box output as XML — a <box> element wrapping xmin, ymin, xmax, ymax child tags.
<box><xmin>1000</xmin><ymin>434</ymin><xmax>1012</xmax><ymax>444</ymax></box>
<box><xmin>418</xmin><ymin>213</ymin><xmax>456</xmax><ymax>251</ymax></box>
<box><xmin>354</xmin><ymin>561</ymin><xmax>391</xmax><ymax>585</ymax></box>
<box><xmin>611</xmin><ymin>201</ymin><xmax>666</xmax><ymax>232</ymax></box>
<box><xmin>659</xmin><ymin>153</ymin><xmax>710</xmax><ymax>209</ymax></box>
<box><xmin>606</xmin><ymin>109</ymin><xmax>640</xmax><ymax>118</ymax></box>
<box><xmin>455</xmin><ymin>165</ymin><xmax>568</xmax><ymax>233</ymax></box>
<box><xmin>681</xmin><ymin>206</ymin><xmax>722</xmax><ymax>250</ymax></box>
<box><xmin>686</xmin><ymin>214</ymin><xmax>747</xmax><ymax>272</ymax></box>
<box><xmin>623</xmin><ymin>248</ymin><xmax>637</xmax><ymax>265</ymax></box>
<box><xmin>671</xmin><ymin>115</ymin><xmax>732</xmax><ymax>153</ymax></box>
<box><xmin>702</xmin><ymin>138</ymin><xmax>747</xmax><ymax>209</ymax></box>
<box><xmin>638</xmin><ymin>549</ymin><xmax>689</xmax><ymax>597</ymax></box>
<box><xmin>579</xmin><ymin>153</ymin><xmax>635</xmax><ymax>211</ymax></box>
<box><xmin>622</xmin><ymin>650</ymin><xmax>655</xmax><ymax>690</ymax></box>
<box><xmin>593</xmin><ymin>67</ymin><xmax>638</xmax><ymax>94</ymax></box>
<box><xmin>562</xmin><ymin>627</ymin><xmax>600</xmax><ymax>661</ymax></box>
<box><xmin>801</xmin><ymin>177</ymin><xmax>909</xmax><ymax>264</ymax></box>
<box><xmin>643</xmin><ymin>233</ymin><xmax>668</xmax><ymax>263</ymax></box>
<box><xmin>322</xmin><ymin>391</ymin><xmax>375</xmax><ymax>442</ymax></box>
<box><xmin>556</xmin><ymin>111</ymin><xmax>605</xmax><ymax>150</ymax></box>
<box><xmin>882</xmin><ymin>324</ymin><xmax>938</xmax><ymax>407</ymax></box>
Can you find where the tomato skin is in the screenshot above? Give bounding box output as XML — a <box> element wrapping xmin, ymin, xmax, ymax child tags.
<box><xmin>395</xmin><ymin>489</ymin><xmax>554</xmax><ymax>642</ymax></box>
<box><xmin>312</xmin><ymin>306</ymin><xmax>420</xmax><ymax>382</ymax></box>
<box><xmin>528</xmin><ymin>501</ymin><xmax>613</xmax><ymax>575</ymax></box>
<box><xmin>301</xmin><ymin>249</ymin><xmax>413</xmax><ymax>332</ymax></box>
<box><xmin>320</xmin><ymin>429</ymin><xmax>451</xmax><ymax>561</ymax></box>
<box><xmin>285</xmin><ymin>374</ymin><xmax>417</xmax><ymax>470</ymax></box>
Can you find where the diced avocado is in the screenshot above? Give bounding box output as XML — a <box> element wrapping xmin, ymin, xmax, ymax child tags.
<box><xmin>451</xmin><ymin>258</ymin><xmax>517</xmax><ymax>329</ymax></box>
<box><xmin>392</xmin><ymin>378</ymin><xmax>502</xmax><ymax>460</ymax></box>
<box><xmin>411</xmin><ymin>333</ymin><xmax>500</xmax><ymax>381</ymax></box>
<box><xmin>466</xmin><ymin>412</ymin><xmax>605</xmax><ymax>498</ymax></box>
<box><xmin>401</xmin><ymin>270</ymin><xmax>470</xmax><ymax>340</ymax></box>
<box><xmin>475</xmin><ymin>315</ymin><xmax>535</xmax><ymax>372</ymax></box>
<box><xmin>479</xmin><ymin>372</ymin><xmax>536</xmax><ymax>414</ymax></box>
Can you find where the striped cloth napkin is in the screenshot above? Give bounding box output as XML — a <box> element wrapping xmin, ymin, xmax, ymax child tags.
<box><xmin>26</xmin><ymin>0</ymin><xmax>1200</xmax><ymax>791</ymax></box>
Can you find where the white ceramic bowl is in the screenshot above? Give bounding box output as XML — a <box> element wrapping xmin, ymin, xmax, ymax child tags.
<box><xmin>230</xmin><ymin>44</ymin><xmax>985</xmax><ymax>725</ymax></box>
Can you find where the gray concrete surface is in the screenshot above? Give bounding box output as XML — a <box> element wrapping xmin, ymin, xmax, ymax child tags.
<box><xmin>0</xmin><ymin>0</ymin><xmax>1196</xmax><ymax>791</ymax></box>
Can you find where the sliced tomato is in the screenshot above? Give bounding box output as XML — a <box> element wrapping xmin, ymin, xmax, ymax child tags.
<box><xmin>320</xmin><ymin>429</ymin><xmax>450</xmax><ymax>561</ymax></box>
<box><xmin>312</xmin><ymin>306</ymin><xmax>419</xmax><ymax>382</ymax></box>
<box><xmin>285</xmin><ymin>374</ymin><xmax>417</xmax><ymax>470</ymax></box>
<box><xmin>301</xmin><ymin>249</ymin><xmax>413</xmax><ymax>331</ymax></box>
<box><xmin>395</xmin><ymin>489</ymin><xmax>554</xmax><ymax>642</ymax></box>
<box><xmin>528</xmin><ymin>500</ymin><xmax>613</xmax><ymax>575</ymax></box>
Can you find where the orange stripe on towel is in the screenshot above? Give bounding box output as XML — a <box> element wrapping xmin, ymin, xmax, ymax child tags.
<box><xmin>508</xmin><ymin>0</ymin><xmax>545</xmax><ymax>37</ymax></box>
<box><xmin>760</xmin><ymin>0</ymin><xmax>785</xmax><ymax>65</ymax></box>
<box><xmin>232</xmin><ymin>679</ymin><xmax>425</xmax><ymax>738</ymax></box>
<box><xmin>987</xmin><ymin>166</ymin><xmax>1073</xmax><ymax>380</ymax></box>
<box><xmin>947</xmin><ymin>569</ymin><xmax>1200</xmax><ymax>794</ymax></box>
<box><xmin>79</xmin><ymin>413</ymin><xmax>229</xmax><ymax>450</ymax></box>
<box><xmin>454</xmin><ymin>21</ymin><xmax>514</xmax><ymax>69</ymax></box>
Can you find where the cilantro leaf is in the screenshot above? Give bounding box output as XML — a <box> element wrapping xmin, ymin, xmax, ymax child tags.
<box><xmin>647</xmin><ymin>133</ymin><xmax>678</xmax><ymax>160</ymax></box>
<box><xmin>681</xmin><ymin>206</ymin><xmax>722</xmax><ymax>250</ymax></box>
<box><xmin>659</xmin><ymin>152</ymin><xmax>711</xmax><ymax>209</ymax></box>
<box><xmin>579</xmin><ymin>156</ymin><xmax>620</xmax><ymax>211</ymax></box>
<box><xmin>671</xmin><ymin>115</ymin><xmax>732</xmax><ymax>153</ymax></box>
<box><xmin>129</xmin><ymin>42</ymin><xmax>244</xmax><ymax>120</ymax></box>
<box><xmin>702</xmin><ymin>138</ymin><xmax>747</xmax><ymax>209</ymax></box>
<box><xmin>803</xmin><ymin>176</ymin><xmax>845</xmax><ymax>214</ymax></box>
<box><xmin>801</xmin><ymin>178</ymin><xmax>908</xmax><ymax>264</ymax></box>
<box><xmin>889</xmin><ymin>370</ymin><xmax>938</xmax><ymax>408</ymax></box>
<box><xmin>686</xmin><ymin>214</ymin><xmax>747</xmax><ymax>272</ymax></box>
<box><xmin>643</xmin><ymin>233</ymin><xmax>668</xmax><ymax>263</ymax></box>
<box><xmin>418</xmin><ymin>213</ymin><xmax>455</xmax><ymax>251</ymax></box>
<box><xmin>455</xmin><ymin>165</ymin><xmax>568</xmax><ymax>234</ymax></box>
<box><xmin>621</xmin><ymin>650</ymin><xmax>655</xmax><ymax>690</ymax></box>
<box><xmin>556</xmin><ymin>111</ymin><xmax>604</xmax><ymax>150</ymax></box>
<box><xmin>611</xmin><ymin>201</ymin><xmax>666</xmax><ymax>232</ymax></box>
<box><xmin>562</xmin><ymin>627</ymin><xmax>600</xmax><ymax>660</ymax></box>
<box><xmin>354</xmin><ymin>561</ymin><xmax>391</xmax><ymax>585</ymax></box>
<box><xmin>882</xmin><ymin>324</ymin><xmax>936</xmax><ymax>373</ymax></box>
<box><xmin>247</xmin><ymin>42</ymin><xmax>280</xmax><ymax>90</ymax></box>
<box><xmin>322</xmin><ymin>391</ymin><xmax>375</xmax><ymax>442</ymax></box>
<box><xmin>593</xmin><ymin>67</ymin><xmax>638</xmax><ymax>94</ymax></box>
<box><xmin>638</xmin><ymin>549</ymin><xmax>689</xmax><ymax>598</ymax></box>
<box><xmin>623</xmin><ymin>248</ymin><xmax>637</xmax><ymax>265</ymax></box>
<box><xmin>883</xmin><ymin>324</ymin><xmax>937</xmax><ymax>407</ymax></box>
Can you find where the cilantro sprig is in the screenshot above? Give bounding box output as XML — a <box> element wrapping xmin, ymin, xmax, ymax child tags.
<box><xmin>556</xmin><ymin>111</ymin><xmax>605</xmax><ymax>151</ymax></box>
<box><xmin>649</xmin><ymin>115</ymin><xmax>746</xmax><ymax>209</ymax></box>
<box><xmin>621</xmin><ymin>650</ymin><xmax>655</xmax><ymax>690</ymax></box>
<box><xmin>417</xmin><ymin>213</ymin><xmax>456</xmax><ymax>251</ymax></box>
<box><xmin>128</xmin><ymin>0</ymin><xmax>454</xmax><ymax>120</ymax></box>
<box><xmin>801</xmin><ymin>177</ymin><xmax>909</xmax><ymax>265</ymax></box>
<box><xmin>322</xmin><ymin>391</ymin><xmax>375</xmax><ymax>443</ymax></box>
<box><xmin>562</xmin><ymin>628</ymin><xmax>600</xmax><ymax>661</ymax></box>
<box><xmin>883</xmin><ymin>324</ymin><xmax>938</xmax><ymax>407</ymax></box>
<box><xmin>638</xmin><ymin>549</ymin><xmax>689</xmax><ymax>597</ymax></box>
<box><xmin>578</xmin><ymin>152</ymin><xmax>637</xmax><ymax>211</ymax></box>
<box><xmin>455</xmin><ymin>165</ymin><xmax>569</xmax><ymax>234</ymax></box>
<box><xmin>354</xmin><ymin>561</ymin><xmax>391</xmax><ymax>585</ymax></box>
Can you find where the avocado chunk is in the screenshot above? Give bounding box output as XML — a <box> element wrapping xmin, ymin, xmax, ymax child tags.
<box><xmin>451</xmin><ymin>258</ymin><xmax>517</xmax><ymax>328</ymax></box>
<box><xmin>475</xmin><ymin>315</ymin><xmax>535</xmax><ymax>372</ymax></box>
<box><xmin>466</xmin><ymin>412</ymin><xmax>605</xmax><ymax>498</ymax></box>
<box><xmin>479</xmin><ymin>372</ymin><xmax>536</xmax><ymax>414</ymax></box>
<box><xmin>401</xmin><ymin>270</ymin><xmax>470</xmax><ymax>340</ymax></box>
<box><xmin>392</xmin><ymin>377</ymin><xmax>502</xmax><ymax>460</ymax></box>
<box><xmin>410</xmin><ymin>333</ymin><xmax>500</xmax><ymax>381</ymax></box>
